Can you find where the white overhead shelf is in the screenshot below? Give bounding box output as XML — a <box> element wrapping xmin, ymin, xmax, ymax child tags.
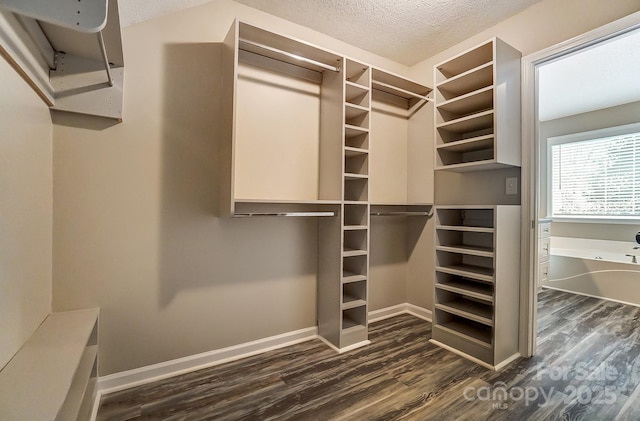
<box><xmin>0</xmin><ymin>0</ymin><xmax>108</xmax><ymax>32</ymax></box>
<box><xmin>0</xmin><ymin>0</ymin><xmax>124</xmax><ymax>120</ymax></box>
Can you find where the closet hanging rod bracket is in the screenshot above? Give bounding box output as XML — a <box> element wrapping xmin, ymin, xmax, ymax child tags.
<box><xmin>97</xmin><ymin>31</ymin><xmax>113</xmax><ymax>87</ymax></box>
<box><xmin>239</xmin><ymin>38</ymin><xmax>340</xmax><ymax>73</ymax></box>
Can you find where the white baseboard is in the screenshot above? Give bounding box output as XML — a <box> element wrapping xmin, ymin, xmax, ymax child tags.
<box><xmin>95</xmin><ymin>302</ymin><xmax>431</xmax><ymax>408</ymax></box>
<box><xmin>428</xmin><ymin>339</ymin><xmax>521</xmax><ymax>372</ymax></box>
<box><xmin>97</xmin><ymin>326</ymin><xmax>318</xmax><ymax>395</ymax></box>
<box><xmin>369</xmin><ymin>302</ymin><xmax>432</xmax><ymax>323</ymax></box>
<box><xmin>405</xmin><ymin>303</ymin><xmax>432</xmax><ymax>322</ymax></box>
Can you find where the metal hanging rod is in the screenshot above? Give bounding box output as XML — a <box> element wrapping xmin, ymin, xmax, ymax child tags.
<box><xmin>97</xmin><ymin>31</ymin><xmax>113</xmax><ymax>87</ymax></box>
<box><xmin>234</xmin><ymin>211</ymin><xmax>336</xmax><ymax>218</ymax></box>
<box><xmin>239</xmin><ymin>38</ymin><xmax>340</xmax><ymax>73</ymax></box>
<box><xmin>370</xmin><ymin>211</ymin><xmax>432</xmax><ymax>217</ymax></box>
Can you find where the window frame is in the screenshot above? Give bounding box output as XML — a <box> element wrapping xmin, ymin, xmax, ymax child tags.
<box><xmin>546</xmin><ymin>121</ymin><xmax>640</xmax><ymax>224</ymax></box>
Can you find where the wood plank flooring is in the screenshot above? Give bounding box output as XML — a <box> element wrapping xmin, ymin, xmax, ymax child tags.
<box><xmin>97</xmin><ymin>289</ymin><xmax>640</xmax><ymax>420</ymax></box>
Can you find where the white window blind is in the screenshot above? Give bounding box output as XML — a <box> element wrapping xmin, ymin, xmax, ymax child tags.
<box><xmin>551</xmin><ymin>131</ymin><xmax>640</xmax><ymax>218</ymax></box>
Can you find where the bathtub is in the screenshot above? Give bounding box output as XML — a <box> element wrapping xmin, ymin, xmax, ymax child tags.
<box><xmin>544</xmin><ymin>236</ymin><xmax>640</xmax><ymax>306</ymax></box>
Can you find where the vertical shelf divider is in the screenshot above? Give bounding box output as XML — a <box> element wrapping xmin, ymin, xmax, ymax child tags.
<box><xmin>338</xmin><ymin>59</ymin><xmax>372</xmax><ymax>349</ymax></box>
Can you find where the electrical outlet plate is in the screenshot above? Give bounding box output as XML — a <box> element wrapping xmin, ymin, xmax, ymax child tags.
<box><xmin>506</xmin><ymin>177</ymin><xmax>518</xmax><ymax>195</ymax></box>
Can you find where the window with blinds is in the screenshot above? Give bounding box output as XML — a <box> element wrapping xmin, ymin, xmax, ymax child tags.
<box><xmin>550</xmin><ymin>127</ymin><xmax>640</xmax><ymax>219</ymax></box>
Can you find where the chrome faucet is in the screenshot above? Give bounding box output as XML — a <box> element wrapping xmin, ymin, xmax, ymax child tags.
<box><xmin>626</xmin><ymin>254</ymin><xmax>638</xmax><ymax>263</ymax></box>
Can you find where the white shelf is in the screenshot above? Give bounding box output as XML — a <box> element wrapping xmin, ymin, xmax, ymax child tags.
<box><xmin>371</xmin><ymin>67</ymin><xmax>432</xmax><ymax>99</ymax></box>
<box><xmin>435</xmin><ymin>40</ymin><xmax>493</xmax><ymax>80</ymax></box>
<box><xmin>436</xmin><ymin>109</ymin><xmax>494</xmax><ymax>133</ymax></box>
<box><xmin>342</xmin><ymin>270</ymin><xmax>367</xmax><ymax>283</ymax></box>
<box><xmin>344</xmin><ymin>146</ymin><xmax>369</xmax><ymax>157</ymax></box>
<box><xmin>436</xmin><ymin>265</ymin><xmax>494</xmax><ymax>283</ymax></box>
<box><xmin>342</xmin><ymin>294</ymin><xmax>367</xmax><ymax>310</ymax></box>
<box><xmin>436</xmin><ymin>86</ymin><xmax>493</xmax><ymax>117</ymax></box>
<box><xmin>345</xmin><ymin>125</ymin><xmax>369</xmax><ymax>137</ymax></box>
<box><xmin>344</xmin><ymin>173</ymin><xmax>368</xmax><ymax>180</ymax></box>
<box><xmin>436</xmin><ymin>62</ymin><xmax>494</xmax><ymax>97</ymax></box>
<box><xmin>0</xmin><ymin>309</ymin><xmax>99</xmax><ymax>421</ymax></box>
<box><xmin>436</xmin><ymin>280</ymin><xmax>493</xmax><ymax>302</ymax></box>
<box><xmin>436</xmin><ymin>244</ymin><xmax>494</xmax><ymax>258</ymax></box>
<box><xmin>436</xmin><ymin>134</ymin><xmax>494</xmax><ymax>152</ymax></box>
<box><xmin>343</xmin><ymin>248</ymin><xmax>367</xmax><ymax>257</ymax></box>
<box><xmin>435</xmin><ymin>321</ymin><xmax>492</xmax><ymax>349</ymax></box>
<box><xmin>436</xmin><ymin>299</ymin><xmax>493</xmax><ymax>326</ymax></box>
<box><xmin>343</xmin><ymin>225</ymin><xmax>368</xmax><ymax>231</ymax></box>
<box><xmin>436</xmin><ymin>224</ymin><xmax>494</xmax><ymax>233</ymax></box>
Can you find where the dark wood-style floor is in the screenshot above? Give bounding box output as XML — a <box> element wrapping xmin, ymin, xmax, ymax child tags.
<box><xmin>97</xmin><ymin>289</ymin><xmax>640</xmax><ymax>420</ymax></box>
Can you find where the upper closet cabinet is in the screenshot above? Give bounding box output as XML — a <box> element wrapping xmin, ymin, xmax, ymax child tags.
<box><xmin>220</xmin><ymin>20</ymin><xmax>344</xmax><ymax>217</ymax></box>
<box><xmin>370</xmin><ymin>69</ymin><xmax>433</xmax><ymax>204</ymax></box>
<box><xmin>434</xmin><ymin>38</ymin><xmax>521</xmax><ymax>172</ymax></box>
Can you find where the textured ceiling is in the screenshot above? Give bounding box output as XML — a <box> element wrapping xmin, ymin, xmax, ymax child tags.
<box><xmin>118</xmin><ymin>0</ymin><xmax>212</xmax><ymax>28</ymax></box>
<box><xmin>118</xmin><ymin>0</ymin><xmax>543</xmax><ymax>66</ymax></box>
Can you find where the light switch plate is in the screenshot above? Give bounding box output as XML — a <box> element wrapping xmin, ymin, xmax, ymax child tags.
<box><xmin>506</xmin><ymin>177</ymin><xmax>518</xmax><ymax>195</ymax></box>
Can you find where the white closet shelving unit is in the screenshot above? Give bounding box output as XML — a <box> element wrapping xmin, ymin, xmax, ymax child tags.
<box><xmin>339</xmin><ymin>59</ymin><xmax>371</xmax><ymax>348</ymax></box>
<box><xmin>370</xmin><ymin>68</ymin><xmax>433</xmax><ymax>206</ymax></box>
<box><xmin>0</xmin><ymin>309</ymin><xmax>99</xmax><ymax>421</ymax></box>
<box><xmin>434</xmin><ymin>38</ymin><xmax>521</xmax><ymax>172</ymax></box>
<box><xmin>220</xmin><ymin>20</ymin><xmax>434</xmax><ymax>353</ymax></box>
<box><xmin>220</xmin><ymin>20</ymin><xmax>344</xmax><ymax>218</ymax></box>
<box><xmin>431</xmin><ymin>206</ymin><xmax>520</xmax><ymax>368</ymax></box>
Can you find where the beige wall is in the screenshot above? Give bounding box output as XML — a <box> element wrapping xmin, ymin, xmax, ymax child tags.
<box><xmin>0</xmin><ymin>56</ymin><xmax>52</xmax><ymax>369</ymax></box>
<box><xmin>539</xmin><ymin>101</ymin><xmax>640</xmax><ymax>241</ymax></box>
<box><xmin>51</xmin><ymin>0</ymin><xmax>413</xmax><ymax>376</ymax></box>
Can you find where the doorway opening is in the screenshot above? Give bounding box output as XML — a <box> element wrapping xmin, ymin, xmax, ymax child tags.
<box><xmin>521</xmin><ymin>11</ymin><xmax>640</xmax><ymax>357</ymax></box>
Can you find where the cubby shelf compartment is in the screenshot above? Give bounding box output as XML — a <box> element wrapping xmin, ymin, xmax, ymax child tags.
<box><xmin>436</xmin><ymin>62</ymin><xmax>494</xmax><ymax>100</ymax></box>
<box><xmin>371</xmin><ymin>67</ymin><xmax>432</xmax><ymax>109</ymax></box>
<box><xmin>434</xmin><ymin>37</ymin><xmax>521</xmax><ymax>172</ymax></box>
<box><xmin>436</xmin><ymin>134</ymin><xmax>494</xmax><ymax>151</ymax></box>
<box><xmin>342</xmin><ymin>281</ymin><xmax>367</xmax><ymax>310</ymax></box>
<box><xmin>342</xmin><ymin>315</ymin><xmax>367</xmax><ymax>331</ymax></box>
<box><xmin>436</xmin><ymin>86</ymin><xmax>494</xmax><ymax>121</ymax></box>
<box><xmin>345</xmin><ymin>103</ymin><xmax>370</xmax><ymax>120</ymax></box>
<box><xmin>434</xmin><ymin>318</ymin><xmax>492</xmax><ymax>348</ymax></box>
<box><xmin>436</xmin><ymin>274</ymin><xmax>494</xmax><ymax>302</ymax></box>
<box><xmin>435</xmin><ymin>291</ymin><xmax>493</xmax><ymax>325</ymax></box>
<box><xmin>437</xmin><ymin>110</ymin><xmax>494</xmax><ymax>135</ymax></box>
<box><xmin>431</xmin><ymin>205</ymin><xmax>520</xmax><ymax>368</ymax></box>
<box><xmin>345</xmin><ymin>82</ymin><xmax>370</xmax><ymax>107</ymax></box>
